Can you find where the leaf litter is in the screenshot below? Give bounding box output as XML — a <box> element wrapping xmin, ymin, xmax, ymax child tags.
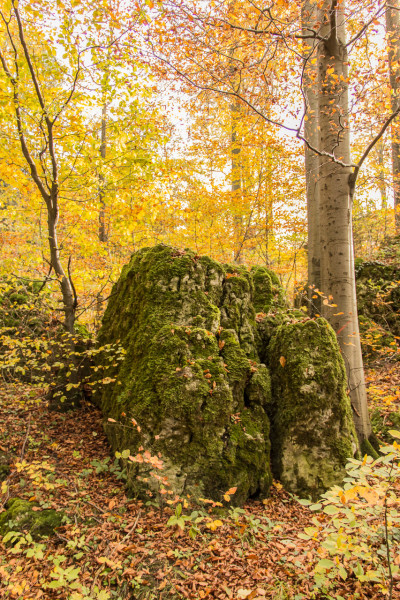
<box><xmin>0</xmin><ymin>369</ymin><xmax>398</xmax><ymax>600</ymax></box>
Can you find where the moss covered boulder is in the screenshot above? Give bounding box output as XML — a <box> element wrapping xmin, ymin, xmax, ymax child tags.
<box><xmin>0</xmin><ymin>498</ymin><xmax>64</xmax><ymax>539</ymax></box>
<box><xmin>268</xmin><ymin>318</ymin><xmax>359</xmax><ymax>499</ymax></box>
<box><xmin>98</xmin><ymin>245</ymin><xmax>358</xmax><ymax>503</ymax></box>
<box><xmin>98</xmin><ymin>245</ymin><xmax>274</xmax><ymax>504</ymax></box>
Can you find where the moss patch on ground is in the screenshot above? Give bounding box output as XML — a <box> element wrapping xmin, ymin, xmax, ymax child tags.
<box><xmin>0</xmin><ymin>498</ymin><xmax>64</xmax><ymax>539</ymax></box>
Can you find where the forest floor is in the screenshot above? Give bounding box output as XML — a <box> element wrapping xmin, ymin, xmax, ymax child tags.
<box><xmin>0</xmin><ymin>362</ymin><xmax>399</xmax><ymax>600</ymax></box>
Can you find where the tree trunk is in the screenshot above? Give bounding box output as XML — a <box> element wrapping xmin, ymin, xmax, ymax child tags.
<box><xmin>231</xmin><ymin>96</ymin><xmax>243</xmax><ymax>263</ymax></box>
<box><xmin>386</xmin><ymin>0</ymin><xmax>400</xmax><ymax>233</ymax></box>
<box><xmin>317</xmin><ymin>0</ymin><xmax>373</xmax><ymax>447</ymax></box>
<box><xmin>302</xmin><ymin>0</ymin><xmax>321</xmax><ymax>314</ymax></box>
<box><xmin>99</xmin><ymin>103</ymin><xmax>108</xmax><ymax>243</ymax></box>
<box><xmin>47</xmin><ymin>198</ymin><xmax>76</xmax><ymax>334</ymax></box>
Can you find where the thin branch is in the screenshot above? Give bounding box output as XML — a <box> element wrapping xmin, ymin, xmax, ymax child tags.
<box><xmin>350</xmin><ymin>104</ymin><xmax>400</xmax><ymax>194</ymax></box>
<box><xmin>346</xmin><ymin>6</ymin><xmax>386</xmax><ymax>47</ymax></box>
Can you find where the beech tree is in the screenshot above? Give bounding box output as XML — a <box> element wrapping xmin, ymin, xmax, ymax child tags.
<box><xmin>301</xmin><ymin>1</ymin><xmax>321</xmax><ymax>309</ymax></box>
<box><xmin>386</xmin><ymin>0</ymin><xmax>400</xmax><ymax>232</ymax></box>
<box><xmin>0</xmin><ymin>1</ymin><xmax>78</xmax><ymax>332</ymax></box>
<box><xmin>0</xmin><ymin>0</ymin><xmax>165</xmax><ymax>330</ymax></box>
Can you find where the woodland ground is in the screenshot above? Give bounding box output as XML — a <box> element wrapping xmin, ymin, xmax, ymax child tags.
<box><xmin>0</xmin><ymin>362</ymin><xmax>399</xmax><ymax>600</ymax></box>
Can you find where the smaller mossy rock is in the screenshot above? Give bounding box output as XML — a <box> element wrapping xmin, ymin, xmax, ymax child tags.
<box><xmin>0</xmin><ymin>453</ymin><xmax>11</xmax><ymax>482</ymax></box>
<box><xmin>0</xmin><ymin>498</ymin><xmax>64</xmax><ymax>539</ymax></box>
<box><xmin>371</xmin><ymin>409</ymin><xmax>400</xmax><ymax>444</ymax></box>
<box><xmin>356</xmin><ymin>261</ymin><xmax>400</xmax><ymax>337</ymax></box>
<box><xmin>268</xmin><ymin>318</ymin><xmax>359</xmax><ymax>499</ymax></box>
<box><xmin>377</xmin><ymin>234</ymin><xmax>400</xmax><ymax>263</ymax></box>
<box><xmin>359</xmin><ymin>316</ymin><xmax>399</xmax><ymax>363</ymax></box>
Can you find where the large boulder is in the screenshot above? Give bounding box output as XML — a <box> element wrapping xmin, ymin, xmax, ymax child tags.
<box><xmin>268</xmin><ymin>318</ymin><xmax>359</xmax><ymax>499</ymax></box>
<box><xmin>98</xmin><ymin>245</ymin><xmax>358</xmax><ymax>503</ymax></box>
<box><xmin>98</xmin><ymin>246</ymin><xmax>273</xmax><ymax>505</ymax></box>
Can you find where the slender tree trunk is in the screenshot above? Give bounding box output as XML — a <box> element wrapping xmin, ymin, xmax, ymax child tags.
<box><xmin>0</xmin><ymin>3</ymin><xmax>77</xmax><ymax>335</ymax></box>
<box><xmin>386</xmin><ymin>0</ymin><xmax>400</xmax><ymax>233</ymax></box>
<box><xmin>376</xmin><ymin>141</ymin><xmax>389</xmax><ymax>237</ymax></box>
<box><xmin>317</xmin><ymin>0</ymin><xmax>372</xmax><ymax>446</ymax></box>
<box><xmin>231</xmin><ymin>96</ymin><xmax>243</xmax><ymax>263</ymax></box>
<box><xmin>47</xmin><ymin>199</ymin><xmax>76</xmax><ymax>333</ymax></box>
<box><xmin>302</xmin><ymin>0</ymin><xmax>321</xmax><ymax>313</ymax></box>
<box><xmin>99</xmin><ymin>103</ymin><xmax>108</xmax><ymax>243</ymax></box>
<box><xmin>376</xmin><ymin>142</ymin><xmax>388</xmax><ymax>211</ymax></box>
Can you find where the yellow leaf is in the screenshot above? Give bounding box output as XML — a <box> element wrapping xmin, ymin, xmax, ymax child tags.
<box><xmin>206</xmin><ymin>519</ymin><xmax>223</xmax><ymax>531</ymax></box>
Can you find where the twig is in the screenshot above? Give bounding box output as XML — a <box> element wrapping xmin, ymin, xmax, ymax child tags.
<box><xmin>110</xmin><ymin>510</ymin><xmax>142</xmax><ymax>557</ymax></box>
<box><xmin>85</xmin><ymin>500</ymin><xmax>107</xmax><ymax>514</ymax></box>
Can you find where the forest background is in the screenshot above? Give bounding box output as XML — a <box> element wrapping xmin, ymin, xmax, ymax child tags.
<box><xmin>0</xmin><ymin>0</ymin><xmax>396</xmax><ymax>324</ymax></box>
<box><xmin>1</xmin><ymin>1</ymin><xmax>400</xmax><ymax>600</ymax></box>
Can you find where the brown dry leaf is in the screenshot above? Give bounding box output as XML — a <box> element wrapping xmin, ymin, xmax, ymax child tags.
<box><xmin>279</xmin><ymin>356</ymin><xmax>286</xmax><ymax>367</ymax></box>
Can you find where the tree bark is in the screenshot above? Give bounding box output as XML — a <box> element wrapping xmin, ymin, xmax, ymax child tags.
<box><xmin>302</xmin><ymin>0</ymin><xmax>321</xmax><ymax>313</ymax></box>
<box><xmin>386</xmin><ymin>0</ymin><xmax>400</xmax><ymax>233</ymax></box>
<box><xmin>231</xmin><ymin>97</ymin><xmax>243</xmax><ymax>263</ymax></box>
<box><xmin>317</xmin><ymin>0</ymin><xmax>372</xmax><ymax>445</ymax></box>
<box><xmin>99</xmin><ymin>103</ymin><xmax>108</xmax><ymax>243</ymax></box>
<box><xmin>0</xmin><ymin>2</ymin><xmax>77</xmax><ymax>334</ymax></box>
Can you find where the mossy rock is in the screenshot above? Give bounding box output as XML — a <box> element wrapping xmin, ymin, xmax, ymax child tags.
<box><xmin>98</xmin><ymin>245</ymin><xmax>276</xmax><ymax>504</ymax></box>
<box><xmin>0</xmin><ymin>451</ymin><xmax>11</xmax><ymax>481</ymax></box>
<box><xmin>98</xmin><ymin>245</ymin><xmax>356</xmax><ymax>503</ymax></box>
<box><xmin>356</xmin><ymin>260</ymin><xmax>400</xmax><ymax>337</ymax></box>
<box><xmin>268</xmin><ymin>318</ymin><xmax>359</xmax><ymax>499</ymax></box>
<box><xmin>358</xmin><ymin>316</ymin><xmax>399</xmax><ymax>363</ymax></box>
<box><xmin>0</xmin><ymin>498</ymin><xmax>64</xmax><ymax>540</ymax></box>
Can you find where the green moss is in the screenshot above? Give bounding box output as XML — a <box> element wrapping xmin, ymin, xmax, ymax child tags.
<box><xmin>245</xmin><ymin>364</ymin><xmax>272</xmax><ymax>409</ymax></box>
<box><xmin>268</xmin><ymin>318</ymin><xmax>359</xmax><ymax>499</ymax></box>
<box><xmin>0</xmin><ymin>498</ymin><xmax>64</xmax><ymax>539</ymax></box>
<box><xmin>251</xmin><ymin>266</ymin><xmax>286</xmax><ymax>311</ymax></box>
<box><xmin>356</xmin><ymin>261</ymin><xmax>400</xmax><ymax>337</ymax></box>
<box><xmin>358</xmin><ymin>316</ymin><xmax>399</xmax><ymax>363</ymax></box>
<box><xmin>360</xmin><ymin>438</ymin><xmax>379</xmax><ymax>460</ymax></box>
<box><xmin>98</xmin><ymin>245</ymin><xmax>272</xmax><ymax>504</ymax></box>
<box><xmin>220</xmin><ymin>266</ymin><xmax>258</xmax><ymax>358</ymax></box>
<box><xmin>98</xmin><ymin>245</ymin><xmax>356</xmax><ymax>503</ymax></box>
